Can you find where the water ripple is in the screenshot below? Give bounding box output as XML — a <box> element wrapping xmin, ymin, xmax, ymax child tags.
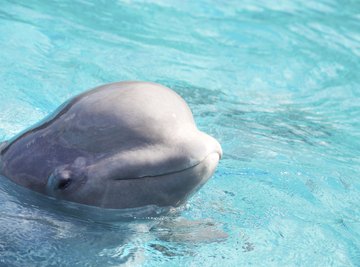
<box><xmin>0</xmin><ymin>0</ymin><xmax>360</xmax><ymax>266</ymax></box>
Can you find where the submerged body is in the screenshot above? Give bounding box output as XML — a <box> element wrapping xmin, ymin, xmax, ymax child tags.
<box><xmin>0</xmin><ymin>82</ymin><xmax>222</xmax><ymax>209</ymax></box>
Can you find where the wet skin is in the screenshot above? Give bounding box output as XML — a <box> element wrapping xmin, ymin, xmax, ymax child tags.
<box><xmin>0</xmin><ymin>82</ymin><xmax>222</xmax><ymax>209</ymax></box>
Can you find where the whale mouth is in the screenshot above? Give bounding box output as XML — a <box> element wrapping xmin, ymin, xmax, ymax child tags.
<box><xmin>113</xmin><ymin>151</ymin><xmax>222</xmax><ymax>181</ymax></box>
<box><xmin>57</xmin><ymin>151</ymin><xmax>221</xmax><ymax>210</ymax></box>
<box><xmin>107</xmin><ymin>151</ymin><xmax>221</xmax><ymax>209</ymax></box>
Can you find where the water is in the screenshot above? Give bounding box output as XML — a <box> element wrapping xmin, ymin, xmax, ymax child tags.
<box><xmin>0</xmin><ymin>0</ymin><xmax>359</xmax><ymax>266</ymax></box>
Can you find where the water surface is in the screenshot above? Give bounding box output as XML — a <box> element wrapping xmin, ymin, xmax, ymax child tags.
<box><xmin>0</xmin><ymin>0</ymin><xmax>360</xmax><ymax>266</ymax></box>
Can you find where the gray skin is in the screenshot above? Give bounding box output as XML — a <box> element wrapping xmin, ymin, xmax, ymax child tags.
<box><xmin>0</xmin><ymin>82</ymin><xmax>222</xmax><ymax>209</ymax></box>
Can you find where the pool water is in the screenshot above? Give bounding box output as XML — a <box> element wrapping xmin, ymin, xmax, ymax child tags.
<box><xmin>0</xmin><ymin>0</ymin><xmax>360</xmax><ymax>266</ymax></box>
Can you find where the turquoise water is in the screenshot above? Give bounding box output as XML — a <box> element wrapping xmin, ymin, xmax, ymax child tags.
<box><xmin>0</xmin><ymin>0</ymin><xmax>360</xmax><ymax>266</ymax></box>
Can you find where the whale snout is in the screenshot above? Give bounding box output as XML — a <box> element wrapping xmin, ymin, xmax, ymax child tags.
<box><xmin>201</xmin><ymin>135</ymin><xmax>222</xmax><ymax>177</ymax></box>
<box><xmin>197</xmin><ymin>132</ymin><xmax>223</xmax><ymax>161</ymax></box>
<box><xmin>126</xmin><ymin>132</ymin><xmax>223</xmax><ymax>208</ymax></box>
<box><xmin>182</xmin><ymin>132</ymin><xmax>222</xmax><ymax>193</ymax></box>
<box><xmin>152</xmin><ymin>141</ymin><xmax>222</xmax><ymax>208</ymax></box>
<box><xmin>80</xmin><ymin>132</ymin><xmax>222</xmax><ymax>209</ymax></box>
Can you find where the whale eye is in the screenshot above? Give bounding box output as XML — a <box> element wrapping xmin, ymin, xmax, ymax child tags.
<box><xmin>47</xmin><ymin>168</ymin><xmax>73</xmax><ymax>193</ymax></box>
<box><xmin>54</xmin><ymin>169</ymin><xmax>73</xmax><ymax>190</ymax></box>
<box><xmin>46</xmin><ymin>162</ymin><xmax>87</xmax><ymax>197</ymax></box>
<box><xmin>57</xmin><ymin>176</ymin><xmax>72</xmax><ymax>190</ymax></box>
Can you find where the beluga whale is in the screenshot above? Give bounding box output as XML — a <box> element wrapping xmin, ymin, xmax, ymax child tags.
<box><xmin>0</xmin><ymin>82</ymin><xmax>222</xmax><ymax>210</ymax></box>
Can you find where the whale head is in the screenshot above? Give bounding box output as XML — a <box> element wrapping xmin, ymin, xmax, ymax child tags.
<box><xmin>1</xmin><ymin>82</ymin><xmax>222</xmax><ymax>210</ymax></box>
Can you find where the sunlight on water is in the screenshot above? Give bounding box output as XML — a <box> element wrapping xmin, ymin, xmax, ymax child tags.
<box><xmin>0</xmin><ymin>0</ymin><xmax>360</xmax><ymax>266</ymax></box>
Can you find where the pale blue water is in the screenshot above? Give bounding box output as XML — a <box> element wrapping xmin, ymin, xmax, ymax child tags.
<box><xmin>0</xmin><ymin>0</ymin><xmax>360</xmax><ymax>266</ymax></box>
